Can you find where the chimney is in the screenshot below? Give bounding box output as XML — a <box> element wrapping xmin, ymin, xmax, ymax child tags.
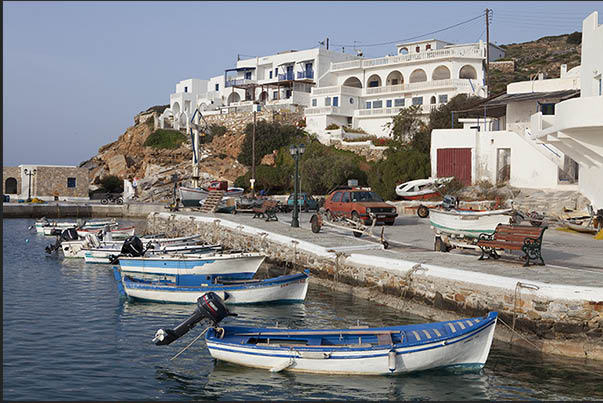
<box><xmin>560</xmin><ymin>64</ymin><xmax>567</xmax><ymax>78</ymax></box>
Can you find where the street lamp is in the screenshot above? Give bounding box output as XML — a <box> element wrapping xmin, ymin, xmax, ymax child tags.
<box><xmin>24</xmin><ymin>168</ymin><xmax>37</xmax><ymax>202</ymax></box>
<box><xmin>251</xmin><ymin>102</ymin><xmax>261</xmax><ymax>197</ymax></box>
<box><xmin>289</xmin><ymin>143</ymin><xmax>305</xmax><ymax>227</ymax></box>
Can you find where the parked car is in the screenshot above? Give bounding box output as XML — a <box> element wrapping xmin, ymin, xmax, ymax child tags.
<box><xmin>324</xmin><ymin>187</ymin><xmax>398</xmax><ymax>225</ymax></box>
<box><xmin>285</xmin><ymin>192</ymin><xmax>319</xmax><ymax>212</ymax></box>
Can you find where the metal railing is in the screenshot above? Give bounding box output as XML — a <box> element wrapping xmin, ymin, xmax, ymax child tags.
<box><xmin>297</xmin><ymin>71</ymin><xmax>314</xmax><ymax>79</ymax></box>
<box><xmin>278</xmin><ymin>72</ymin><xmax>294</xmax><ymax>81</ymax></box>
<box><xmin>225</xmin><ymin>78</ymin><xmax>256</xmax><ymax>87</ymax></box>
<box><xmin>311</xmin><ymin>85</ymin><xmax>363</xmax><ymax>96</ymax></box>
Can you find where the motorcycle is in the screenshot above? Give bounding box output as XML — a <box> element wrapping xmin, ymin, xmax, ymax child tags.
<box><xmin>101</xmin><ymin>193</ymin><xmax>123</xmax><ymax>205</ymax></box>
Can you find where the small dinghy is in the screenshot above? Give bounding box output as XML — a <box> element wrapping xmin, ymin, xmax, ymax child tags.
<box><xmin>152</xmin><ymin>293</ymin><xmax>498</xmax><ymax>376</ymax></box>
<box><xmin>114</xmin><ymin>268</ymin><xmax>309</xmax><ymax>304</ymax></box>
<box><xmin>395</xmin><ymin>177</ymin><xmax>452</xmax><ymax>200</ymax></box>
<box><xmin>77</xmin><ymin>226</ymin><xmax>136</xmax><ymax>239</ymax></box>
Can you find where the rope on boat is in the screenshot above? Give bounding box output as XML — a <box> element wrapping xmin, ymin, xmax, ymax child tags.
<box><xmin>169</xmin><ymin>326</ymin><xmax>210</xmax><ymax>361</ymax></box>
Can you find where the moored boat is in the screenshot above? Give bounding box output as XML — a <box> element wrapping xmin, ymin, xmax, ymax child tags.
<box><xmin>152</xmin><ymin>292</ymin><xmax>498</xmax><ymax>376</ymax></box>
<box><xmin>118</xmin><ymin>251</ymin><xmax>266</xmax><ymax>280</ymax></box>
<box><xmin>76</xmin><ymin>226</ymin><xmax>136</xmax><ymax>239</ymax></box>
<box><xmin>179</xmin><ymin>185</ymin><xmax>244</xmax><ymax>207</ymax></box>
<box><xmin>84</xmin><ymin>244</ymin><xmax>222</xmax><ymax>264</ymax></box>
<box><xmin>114</xmin><ymin>268</ymin><xmax>309</xmax><ymax>304</ymax></box>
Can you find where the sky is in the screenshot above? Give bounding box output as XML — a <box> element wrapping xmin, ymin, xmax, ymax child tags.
<box><xmin>3</xmin><ymin>1</ymin><xmax>602</xmax><ymax>167</ymax></box>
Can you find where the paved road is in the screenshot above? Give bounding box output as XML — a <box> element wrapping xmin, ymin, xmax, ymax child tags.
<box><xmin>187</xmin><ymin>209</ymin><xmax>603</xmax><ymax>288</ymax></box>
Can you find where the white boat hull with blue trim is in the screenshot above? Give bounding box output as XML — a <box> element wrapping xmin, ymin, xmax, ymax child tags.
<box><xmin>429</xmin><ymin>208</ymin><xmax>512</xmax><ymax>239</ymax></box>
<box><xmin>114</xmin><ymin>268</ymin><xmax>309</xmax><ymax>304</ymax></box>
<box><xmin>84</xmin><ymin>244</ymin><xmax>221</xmax><ymax>264</ymax></box>
<box><xmin>118</xmin><ymin>252</ymin><xmax>265</xmax><ymax>280</ymax></box>
<box><xmin>205</xmin><ymin>312</ymin><xmax>497</xmax><ymax>375</ymax></box>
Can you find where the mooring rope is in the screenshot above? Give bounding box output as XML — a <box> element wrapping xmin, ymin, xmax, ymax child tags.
<box><xmin>170</xmin><ymin>326</ymin><xmax>210</xmax><ymax>361</ymax></box>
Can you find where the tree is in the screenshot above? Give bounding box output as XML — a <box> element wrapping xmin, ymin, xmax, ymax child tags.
<box><xmin>237</xmin><ymin>121</ymin><xmax>305</xmax><ymax>166</ymax></box>
<box><xmin>368</xmin><ymin>149</ymin><xmax>430</xmax><ymax>200</ymax></box>
<box><xmin>100</xmin><ymin>175</ymin><xmax>123</xmax><ymax>193</ymax></box>
<box><xmin>428</xmin><ymin>94</ymin><xmax>486</xmax><ymax>130</ymax></box>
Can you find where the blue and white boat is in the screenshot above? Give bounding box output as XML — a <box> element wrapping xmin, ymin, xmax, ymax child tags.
<box><xmin>204</xmin><ymin>312</ymin><xmax>498</xmax><ymax>375</ymax></box>
<box><xmin>118</xmin><ymin>251</ymin><xmax>266</xmax><ymax>280</ymax></box>
<box><xmin>84</xmin><ymin>244</ymin><xmax>222</xmax><ymax>264</ymax></box>
<box><xmin>113</xmin><ymin>268</ymin><xmax>309</xmax><ymax>304</ymax></box>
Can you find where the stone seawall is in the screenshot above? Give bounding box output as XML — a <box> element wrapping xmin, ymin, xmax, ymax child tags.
<box><xmin>146</xmin><ymin>211</ymin><xmax>603</xmax><ymax>361</ymax></box>
<box><xmin>2</xmin><ymin>203</ymin><xmax>161</xmax><ymax>218</ymax></box>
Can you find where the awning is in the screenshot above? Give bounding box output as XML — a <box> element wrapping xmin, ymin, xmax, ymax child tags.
<box><xmin>224</xmin><ymin>67</ymin><xmax>256</xmax><ymax>72</ymax></box>
<box><xmin>484</xmin><ymin>89</ymin><xmax>580</xmax><ymax>106</ymax></box>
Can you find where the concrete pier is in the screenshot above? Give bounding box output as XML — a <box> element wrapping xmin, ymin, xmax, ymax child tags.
<box><xmin>145</xmin><ymin>209</ymin><xmax>603</xmax><ymax>361</ymax></box>
<box><xmin>2</xmin><ymin>202</ymin><xmax>162</xmax><ymax>218</ymax></box>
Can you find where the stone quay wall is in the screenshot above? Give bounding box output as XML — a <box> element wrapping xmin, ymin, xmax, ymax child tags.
<box><xmin>146</xmin><ymin>211</ymin><xmax>603</xmax><ymax>361</ymax></box>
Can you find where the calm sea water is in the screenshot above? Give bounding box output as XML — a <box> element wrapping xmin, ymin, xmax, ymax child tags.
<box><xmin>3</xmin><ymin>218</ymin><xmax>603</xmax><ymax>400</ymax></box>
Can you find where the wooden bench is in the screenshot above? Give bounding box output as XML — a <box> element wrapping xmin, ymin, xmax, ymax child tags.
<box><xmin>477</xmin><ymin>224</ymin><xmax>546</xmax><ymax>267</ymax></box>
<box><xmin>252</xmin><ymin>200</ymin><xmax>279</xmax><ymax>222</ymax></box>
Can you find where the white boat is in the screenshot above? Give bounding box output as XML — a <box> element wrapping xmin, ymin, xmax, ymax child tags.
<box><xmin>76</xmin><ymin>226</ymin><xmax>136</xmax><ymax>239</ymax></box>
<box><xmin>118</xmin><ymin>251</ymin><xmax>266</xmax><ymax>281</ymax></box>
<box><xmin>429</xmin><ymin>208</ymin><xmax>513</xmax><ymax>239</ymax></box>
<box><xmin>83</xmin><ymin>244</ymin><xmax>222</xmax><ymax>264</ymax></box>
<box><xmin>203</xmin><ymin>312</ymin><xmax>497</xmax><ymax>375</ymax></box>
<box><xmin>152</xmin><ymin>294</ymin><xmax>497</xmax><ymax>376</ymax></box>
<box><xmin>114</xmin><ymin>268</ymin><xmax>309</xmax><ymax>304</ymax></box>
<box><xmin>395</xmin><ymin>177</ymin><xmax>453</xmax><ymax>200</ymax></box>
<box><xmin>34</xmin><ymin>218</ymin><xmax>117</xmax><ymax>234</ymax></box>
<box><xmin>179</xmin><ymin>185</ymin><xmax>244</xmax><ymax>207</ymax></box>
<box><xmin>61</xmin><ymin>233</ymin><xmax>205</xmax><ymax>259</ymax></box>
<box><xmin>40</xmin><ymin>220</ymin><xmax>118</xmax><ymax>236</ymax></box>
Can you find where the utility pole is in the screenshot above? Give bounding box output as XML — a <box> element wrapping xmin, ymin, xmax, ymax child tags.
<box><xmin>252</xmin><ymin>106</ymin><xmax>257</xmax><ymax>197</ymax></box>
<box><xmin>485</xmin><ymin>8</ymin><xmax>490</xmax><ymax>97</ymax></box>
<box><xmin>326</xmin><ymin>37</ymin><xmax>329</xmax><ymax>50</ymax></box>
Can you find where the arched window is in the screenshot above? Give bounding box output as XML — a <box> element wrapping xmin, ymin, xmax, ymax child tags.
<box><xmin>459</xmin><ymin>65</ymin><xmax>478</xmax><ymax>80</ymax></box>
<box><xmin>415</xmin><ymin>46</ymin><xmax>420</xmax><ymax>53</ymax></box>
<box><xmin>342</xmin><ymin>77</ymin><xmax>362</xmax><ymax>88</ymax></box>
<box><xmin>5</xmin><ymin>178</ymin><xmax>17</xmax><ymax>194</ymax></box>
<box><xmin>227</xmin><ymin>92</ymin><xmax>241</xmax><ymax>105</ymax></box>
<box><xmin>409</xmin><ymin>69</ymin><xmax>427</xmax><ymax>83</ymax></box>
<box><xmin>399</xmin><ymin>47</ymin><xmax>409</xmax><ymax>55</ymax></box>
<box><xmin>386</xmin><ymin>71</ymin><xmax>404</xmax><ymax>86</ymax></box>
<box><xmin>430</xmin><ymin>96</ymin><xmax>436</xmax><ymax>104</ymax></box>
<box><xmin>366</xmin><ymin>74</ymin><xmax>382</xmax><ymax>88</ymax></box>
<box><xmin>432</xmin><ymin>65</ymin><xmax>451</xmax><ymax>81</ymax></box>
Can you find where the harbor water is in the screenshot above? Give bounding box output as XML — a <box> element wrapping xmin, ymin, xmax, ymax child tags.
<box><xmin>3</xmin><ymin>218</ymin><xmax>603</xmax><ymax>400</ymax></box>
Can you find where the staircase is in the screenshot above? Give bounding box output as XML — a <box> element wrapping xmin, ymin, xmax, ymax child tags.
<box><xmin>198</xmin><ymin>190</ymin><xmax>225</xmax><ymax>213</ymax></box>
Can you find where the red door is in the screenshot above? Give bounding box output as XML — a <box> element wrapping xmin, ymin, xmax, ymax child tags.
<box><xmin>437</xmin><ymin>148</ymin><xmax>472</xmax><ymax>186</ymax></box>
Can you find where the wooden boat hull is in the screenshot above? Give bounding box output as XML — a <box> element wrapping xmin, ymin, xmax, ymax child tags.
<box><xmin>114</xmin><ymin>269</ymin><xmax>309</xmax><ymax>304</ymax></box>
<box><xmin>118</xmin><ymin>253</ymin><xmax>265</xmax><ymax>280</ymax></box>
<box><xmin>429</xmin><ymin>208</ymin><xmax>512</xmax><ymax>239</ymax></box>
<box><xmin>205</xmin><ymin>312</ymin><xmax>497</xmax><ymax>375</ymax></box>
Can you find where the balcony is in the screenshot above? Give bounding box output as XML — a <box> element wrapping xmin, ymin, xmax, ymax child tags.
<box><xmin>305</xmin><ymin>106</ymin><xmax>342</xmax><ymax>115</ymax></box>
<box><xmin>331</xmin><ymin>46</ymin><xmax>483</xmax><ymax>72</ymax></box>
<box><xmin>311</xmin><ymin>85</ymin><xmax>363</xmax><ymax>97</ymax></box>
<box><xmin>354</xmin><ymin>105</ymin><xmax>433</xmax><ymax>117</ymax></box>
<box><xmin>297</xmin><ymin>71</ymin><xmax>314</xmax><ymax>80</ymax></box>
<box><xmin>225</xmin><ymin>78</ymin><xmax>256</xmax><ymax>87</ymax></box>
<box><xmin>278</xmin><ymin>72</ymin><xmax>294</xmax><ymax>81</ymax></box>
<box><xmin>364</xmin><ymin>78</ymin><xmax>472</xmax><ymax>96</ymax></box>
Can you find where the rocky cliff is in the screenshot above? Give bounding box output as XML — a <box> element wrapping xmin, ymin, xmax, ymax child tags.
<box><xmin>81</xmin><ymin>106</ymin><xmax>304</xmax><ymax>202</ymax></box>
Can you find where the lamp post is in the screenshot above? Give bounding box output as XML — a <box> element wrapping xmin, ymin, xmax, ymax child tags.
<box><xmin>289</xmin><ymin>144</ymin><xmax>305</xmax><ymax>227</ymax></box>
<box><xmin>24</xmin><ymin>168</ymin><xmax>37</xmax><ymax>202</ymax></box>
<box><xmin>251</xmin><ymin>102</ymin><xmax>261</xmax><ymax>197</ymax></box>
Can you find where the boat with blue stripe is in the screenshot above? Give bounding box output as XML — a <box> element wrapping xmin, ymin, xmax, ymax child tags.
<box><xmin>204</xmin><ymin>312</ymin><xmax>498</xmax><ymax>375</ymax></box>
<box><xmin>114</xmin><ymin>267</ymin><xmax>309</xmax><ymax>304</ymax></box>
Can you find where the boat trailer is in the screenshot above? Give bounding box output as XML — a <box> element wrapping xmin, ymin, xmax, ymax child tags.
<box><xmin>310</xmin><ymin>212</ymin><xmax>389</xmax><ymax>249</ymax></box>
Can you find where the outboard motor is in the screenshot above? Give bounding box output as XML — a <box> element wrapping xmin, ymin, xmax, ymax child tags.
<box><xmin>442</xmin><ymin>195</ymin><xmax>459</xmax><ymax>211</ymax></box>
<box><xmin>153</xmin><ymin>292</ymin><xmax>237</xmax><ymax>346</ymax></box>
<box><xmin>120</xmin><ymin>236</ymin><xmax>145</xmax><ymax>257</ymax></box>
<box><xmin>45</xmin><ymin>227</ymin><xmax>80</xmax><ymax>254</ymax></box>
<box><xmin>595</xmin><ymin>209</ymin><xmax>603</xmax><ymax>230</ymax></box>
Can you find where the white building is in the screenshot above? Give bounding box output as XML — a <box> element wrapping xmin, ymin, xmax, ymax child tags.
<box><xmin>530</xmin><ymin>11</ymin><xmax>603</xmax><ymax>208</ymax></box>
<box><xmin>159</xmin><ymin>48</ymin><xmax>360</xmax><ymax>131</ymax></box>
<box><xmin>305</xmin><ymin>39</ymin><xmax>505</xmax><ymax>140</ymax></box>
<box><xmin>430</xmin><ymin>12</ymin><xmax>603</xmax><ymax>208</ymax></box>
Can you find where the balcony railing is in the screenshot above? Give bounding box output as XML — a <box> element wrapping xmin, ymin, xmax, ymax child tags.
<box><xmin>278</xmin><ymin>72</ymin><xmax>294</xmax><ymax>81</ymax></box>
<box><xmin>364</xmin><ymin>79</ymin><xmax>473</xmax><ymax>95</ymax></box>
<box><xmin>297</xmin><ymin>71</ymin><xmax>314</xmax><ymax>80</ymax></box>
<box><xmin>354</xmin><ymin>104</ymin><xmax>433</xmax><ymax>117</ymax></box>
<box><xmin>331</xmin><ymin>46</ymin><xmax>483</xmax><ymax>71</ymax></box>
<box><xmin>225</xmin><ymin>78</ymin><xmax>256</xmax><ymax>87</ymax></box>
<box><xmin>305</xmin><ymin>106</ymin><xmax>342</xmax><ymax>115</ymax></box>
<box><xmin>311</xmin><ymin>85</ymin><xmax>363</xmax><ymax>97</ymax></box>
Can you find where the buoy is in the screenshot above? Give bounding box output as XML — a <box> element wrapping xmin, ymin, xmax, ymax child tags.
<box><xmin>388</xmin><ymin>350</ymin><xmax>397</xmax><ymax>372</ymax></box>
<box><xmin>25</xmin><ymin>239</ymin><xmax>30</xmax><ymax>243</ymax></box>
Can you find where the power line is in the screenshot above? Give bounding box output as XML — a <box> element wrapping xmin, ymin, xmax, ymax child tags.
<box><xmin>330</xmin><ymin>12</ymin><xmax>485</xmax><ymax>48</ymax></box>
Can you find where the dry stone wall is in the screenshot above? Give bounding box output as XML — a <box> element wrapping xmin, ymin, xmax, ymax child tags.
<box><xmin>146</xmin><ymin>212</ymin><xmax>603</xmax><ymax>361</ymax></box>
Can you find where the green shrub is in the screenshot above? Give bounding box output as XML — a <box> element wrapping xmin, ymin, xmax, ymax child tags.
<box><xmin>99</xmin><ymin>175</ymin><xmax>123</xmax><ymax>193</ymax></box>
<box><xmin>439</xmin><ymin>178</ymin><xmax>465</xmax><ymax>196</ymax></box>
<box><xmin>143</xmin><ymin>129</ymin><xmax>187</xmax><ymax>149</ymax></box>
<box><xmin>566</xmin><ymin>31</ymin><xmax>582</xmax><ymax>45</ymax></box>
<box><xmin>199</xmin><ymin>124</ymin><xmax>227</xmax><ymax>144</ymax></box>
<box><xmin>326</xmin><ymin>123</ymin><xmax>340</xmax><ymax>130</ymax></box>
<box><xmin>342</xmin><ymin>127</ymin><xmax>366</xmax><ymax>134</ymax></box>
<box><xmin>368</xmin><ymin>149</ymin><xmax>430</xmax><ymax>200</ymax></box>
<box><xmin>237</xmin><ymin>121</ymin><xmax>305</xmax><ymax>166</ymax></box>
